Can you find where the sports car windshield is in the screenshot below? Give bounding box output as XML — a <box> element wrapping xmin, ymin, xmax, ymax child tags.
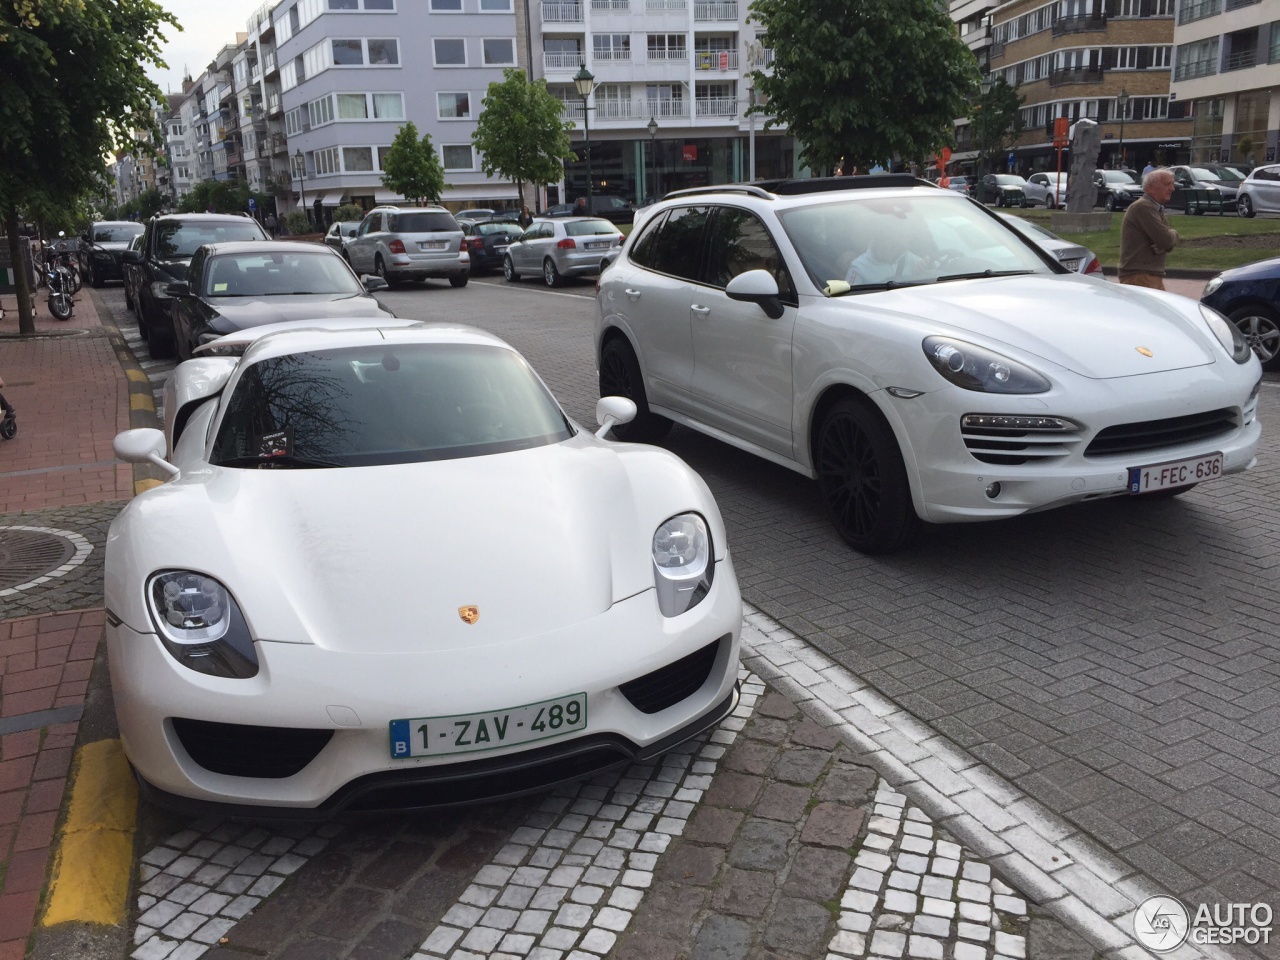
<box><xmin>779</xmin><ymin>194</ymin><xmax>1054</xmax><ymax>293</ymax></box>
<box><xmin>210</xmin><ymin>343</ymin><xmax>575</xmax><ymax>468</ymax></box>
<box><xmin>204</xmin><ymin>251</ymin><xmax>362</xmax><ymax>297</ymax></box>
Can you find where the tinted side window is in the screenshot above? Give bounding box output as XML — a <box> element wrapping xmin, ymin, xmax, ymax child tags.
<box><xmin>628</xmin><ymin>211</ymin><xmax>668</xmax><ymax>268</ymax></box>
<box><xmin>358</xmin><ymin>214</ymin><xmax>378</xmax><ymax>237</ymax></box>
<box><xmin>646</xmin><ymin>206</ymin><xmax>710</xmax><ymax>281</ymax></box>
<box><xmin>703</xmin><ymin>207</ymin><xmax>793</xmax><ymax>300</ymax></box>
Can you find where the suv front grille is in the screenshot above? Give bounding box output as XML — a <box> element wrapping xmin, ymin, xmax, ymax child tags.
<box><xmin>1085</xmin><ymin>408</ymin><xmax>1237</xmax><ymax>457</ymax></box>
<box><xmin>961</xmin><ymin>414</ymin><xmax>1083</xmax><ymax>466</ymax></box>
<box><xmin>172</xmin><ymin>718</ymin><xmax>332</xmax><ymax>779</ymax></box>
<box><xmin>620</xmin><ymin>638</ymin><xmax>723</xmax><ymax>714</ymax></box>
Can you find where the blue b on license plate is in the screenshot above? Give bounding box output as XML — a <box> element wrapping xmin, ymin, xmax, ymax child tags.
<box><xmin>389</xmin><ymin>693</ymin><xmax>588</xmax><ymax>759</ymax></box>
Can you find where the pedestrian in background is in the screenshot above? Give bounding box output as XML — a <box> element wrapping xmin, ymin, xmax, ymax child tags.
<box><xmin>519</xmin><ymin>205</ymin><xmax>533</xmax><ymax>229</ymax></box>
<box><xmin>265</xmin><ymin>211</ymin><xmax>278</xmax><ymax>238</ymax></box>
<box><xmin>1118</xmin><ymin>168</ymin><xmax>1179</xmax><ymax>291</ymax></box>
<box><xmin>573</xmin><ymin>196</ymin><xmax>588</xmax><ymax>216</ymax></box>
<box><xmin>1142</xmin><ymin>160</ymin><xmax>1155</xmax><ymax>177</ymax></box>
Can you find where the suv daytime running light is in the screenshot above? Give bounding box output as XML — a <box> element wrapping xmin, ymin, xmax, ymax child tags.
<box><xmin>962</xmin><ymin>414</ymin><xmax>1078</xmax><ymax>432</ymax></box>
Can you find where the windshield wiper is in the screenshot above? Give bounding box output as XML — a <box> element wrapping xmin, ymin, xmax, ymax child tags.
<box><xmin>936</xmin><ymin>269</ymin><xmax>1036</xmax><ymax>283</ymax></box>
<box><xmin>215</xmin><ymin>454</ymin><xmax>344</xmax><ymax>469</ymax></box>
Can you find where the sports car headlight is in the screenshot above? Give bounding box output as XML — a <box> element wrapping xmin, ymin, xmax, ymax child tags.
<box><xmin>922</xmin><ymin>337</ymin><xmax>1050</xmax><ymax>394</ymax></box>
<box><xmin>1199</xmin><ymin>304</ymin><xmax>1253</xmax><ymax>364</ymax></box>
<box><xmin>146</xmin><ymin>571</ymin><xmax>258</xmax><ymax>678</ymax></box>
<box><xmin>1203</xmin><ymin>276</ymin><xmax>1223</xmax><ymax>297</ymax></box>
<box><xmin>652</xmin><ymin>513</ymin><xmax>713</xmax><ymax>618</ymax></box>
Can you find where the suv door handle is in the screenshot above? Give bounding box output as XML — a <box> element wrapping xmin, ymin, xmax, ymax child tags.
<box><xmin>691</xmin><ymin>304</ymin><xmax>711</xmax><ymax>316</ymax></box>
<box><xmin>625</xmin><ymin>288</ymin><xmax>641</xmax><ymax>300</ymax></box>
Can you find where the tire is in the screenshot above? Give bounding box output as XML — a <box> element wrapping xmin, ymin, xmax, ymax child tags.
<box><xmin>815</xmin><ymin>397</ymin><xmax>922</xmax><ymax>554</ymax></box>
<box><xmin>0</xmin><ymin>414</ymin><xmax>15</xmax><ymax>441</ymax></box>
<box><xmin>450</xmin><ymin>272</ymin><xmax>469</xmax><ymax>288</ymax></box>
<box><xmin>146</xmin><ymin>309</ymin><xmax>175</xmax><ymax>359</ymax></box>
<box><xmin>1020</xmin><ymin>197</ymin><xmax>1029</xmax><ymax>209</ymax></box>
<box><xmin>543</xmin><ymin>258</ymin><xmax>562</xmax><ymax>288</ymax></box>
<box><xmin>47</xmin><ymin>291</ymin><xmax>72</xmax><ymax>321</ymax></box>
<box><xmin>1229</xmin><ymin>303</ymin><xmax>1280</xmax><ymax>370</ymax></box>
<box><xmin>598</xmin><ymin>337</ymin><xmax>672</xmax><ymax>442</ymax></box>
<box><xmin>89</xmin><ymin>262</ymin><xmax>103</xmax><ymax>288</ymax></box>
<box><xmin>1047</xmin><ymin>196</ymin><xmax>1057</xmax><ymax>210</ymax></box>
<box><xmin>503</xmin><ymin>255</ymin><xmax>519</xmax><ymax>282</ymax></box>
<box><xmin>374</xmin><ymin>255</ymin><xmax>392</xmax><ymax>287</ymax></box>
<box><xmin>1105</xmin><ymin>195</ymin><xmax>1116</xmax><ymax>212</ymax></box>
<box><xmin>124</xmin><ymin>282</ymin><xmax>134</xmax><ymax>309</ymax></box>
<box><xmin>1238</xmin><ymin>195</ymin><xmax>1256</xmax><ymax>218</ymax></box>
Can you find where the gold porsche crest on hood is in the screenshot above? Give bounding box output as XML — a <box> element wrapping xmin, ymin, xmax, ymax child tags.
<box><xmin>1136</xmin><ymin>346</ymin><xmax>1154</xmax><ymax>357</ymax></box>
<box><xmin>458</xmin><ymin>606</ymin><xmax>480</xmax><ymax>625</ymax></box>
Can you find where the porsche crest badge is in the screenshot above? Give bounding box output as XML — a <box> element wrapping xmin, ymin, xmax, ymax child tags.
<box><xmin>458</xmin><ymin>606</ymin><xmax>480</xmax><ymax>625</ymax></box>
<box><xmin>1136</xmin><ymin>346</ymin><xmax>1154</xmax><ymax>357</ymax></box>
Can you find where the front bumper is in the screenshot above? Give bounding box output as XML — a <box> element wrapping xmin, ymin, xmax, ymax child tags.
<box><xmin>108</xmin><ymin>560</ymin><xmax>742</xmax><ymax>812</ymax></box>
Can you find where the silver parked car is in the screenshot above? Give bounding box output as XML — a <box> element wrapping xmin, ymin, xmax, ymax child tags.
<box><xmin>1236</xmin><ymin>163</ymin><xmax>1280</xmax><ymax>218</ymax></box>
<box><xmin>1022</xmin><ymin>172</ymin><xmax>1068</xmax><ymax>209</ymax></box>
<box><xmin>344</xmin><ymin>205</ymin><xmax>468</xmax><ymax>287</ymax></box>
<box><xmin>503</xmin><ymin>217</ymin><xmax>625</xmax><ymax>287</ymax></box>
<box><xmin>999</xmin><ymin>214</ymin><xmax>1101</xmax><ymax>275</ymax></box>
<box><xmin>324</xmin><ymin>220</ymin><xmax>361</xmax><ymax>254</ymax></box>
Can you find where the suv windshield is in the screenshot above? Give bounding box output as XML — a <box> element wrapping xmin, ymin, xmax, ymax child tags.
<box><xmin>205</xmin><ymin>251</ymin><xmax>362</xmax><ymax>297</ymax></box>
<box><xmin>779</xmin><ymin>193</ymin><xmax>1053</xmax><ymax>292</ymax></box>
<box><xmin>156</xmin><ymin>221</ymin><xmax>267</xmax><ymax>259</ymax></box>
<box><xmin>390</xmin><ymin>212</ymin><xmax>457</xmax><ymax>232</ymax></box>
<box><xmin>94</xmin><ymin>224</ymin><xmax>144</xmax><ymax>243</ymax></box>
<box><xmin>211</xmin><ymin>343</ymin><xmax>574</xmax><ymax>468</ymax></box>
<box><xmin>566</xmin><ymin>219</ymin><xmax>619</xmax><ymax>236</ymax></box>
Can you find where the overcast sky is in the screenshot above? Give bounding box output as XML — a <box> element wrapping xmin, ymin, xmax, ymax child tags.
<box><xmin>150</xmin><ymin>0</ymin><xmax>266</xmax><ymax>95</ymax></box>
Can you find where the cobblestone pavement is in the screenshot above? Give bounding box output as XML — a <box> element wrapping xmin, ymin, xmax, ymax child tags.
<box><xmin>0</xmin><ymin>501</ymin><xmax>124</xmax><ymax>620</ymax></box>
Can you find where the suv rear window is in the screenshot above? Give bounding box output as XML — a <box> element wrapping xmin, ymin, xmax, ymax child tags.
<box><xmin>390</xmin><ymin>212</ymin><xmax>458</xmax><ymax>233</ymax></box>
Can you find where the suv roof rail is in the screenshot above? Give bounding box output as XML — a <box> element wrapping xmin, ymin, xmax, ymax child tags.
<box><xmin>661</xmin><ymin>175</ymin><xmax>936</xmax><ymax>203</ymax></box>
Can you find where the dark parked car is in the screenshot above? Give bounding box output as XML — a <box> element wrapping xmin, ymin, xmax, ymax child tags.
<box><xmin>1092</xmin><ymin>169</ymin><xmax>1143</xmax><ymax>211</ymax></box>
<box><xmin>324</xmin><ymin>220</ymin><xmax>361</xmax><ymax>253</ymax></box>
<box><xmin>1202</xmin><ymin>256</ymin><xmax>1280</xmax><ymax>370</ymax></box>
<box><xmin>165</xmin><ymin>241</ymin><xmax>393</xmax><ymax>360</ymax></box>
<box><xmin>120</xmin><ymin>213</ymin><xmax>271</xmax><ymax>357</ymax></box>
<box><xmin>79</xmin><ymin>221</ymin><xmax>145</xmax><ymax>287</ymax></box>
<box><xmin>547</xmin><ymin>197</ymin><xmax>636</xmax><ymax>224</ymax></box>
<box><xmin>122</xmin><ymin>232</ymin><xmax>145</xmax><ymax>312</ymax></box>
<box><xmin>971</xmin><ymin>174</ymin><xmax>1029</xmax><ymax>207</ymax></box>
<box><xmin>460</xmin><ymin>218</ymin><xmax>524</xmax><ymax>274</ymax></box>
<box><xmin>1168</xmin><ymin>165</ymin><xmax>1237</xmax><ymax>213</ymax></box>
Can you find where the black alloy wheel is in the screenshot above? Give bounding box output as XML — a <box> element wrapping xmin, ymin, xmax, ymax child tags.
<box><xmin>598</xmin><ymin>337</ymin><xmax>672</xmax><ymax>442</ymax></box>
<box><xmin>815</xmin><ymin>397</ymin><xmax>922</xmax><ymax>554</ymax></box>
<box><xmin>1230</xmin><ymin>303</ymin><xmax>1280</xmax><ymax>370</ymax></box>
<box><xmin>1105</xmin><ymin>195</ymin><xmax>1117</xmax><ymax>212</ymax></box>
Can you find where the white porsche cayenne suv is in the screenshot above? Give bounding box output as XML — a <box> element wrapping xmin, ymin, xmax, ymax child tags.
<box><xmin>595</xmin><ymin>176</ymin><xmax>1262</xmax><ymax>554</ymax></box>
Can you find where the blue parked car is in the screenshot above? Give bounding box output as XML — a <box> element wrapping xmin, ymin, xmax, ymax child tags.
<box><xmin>1202</xmin><ymin>256</ymin><xmax>1280</xmax><ymax>370</ymax></box>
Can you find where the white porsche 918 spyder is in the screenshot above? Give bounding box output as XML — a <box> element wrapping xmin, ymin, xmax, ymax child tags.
<box><xmin>106</xmin><ymin>319</ymin><xmax>742</xmax><ymax>816</ymax></box>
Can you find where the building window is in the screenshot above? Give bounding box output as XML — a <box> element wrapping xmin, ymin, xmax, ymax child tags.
<box><xmin>343</xmin><ymin>146</ymin><xmax>375</xmax><ymax>171</ymax></box>
<box><xmin>442</xmin><ymin>144</ymin><xmax>474</xmax><ymax>170</ymax></box>
<box><xmin>368</xmin><ymin>39</ymin><xmax>398</xmax><ymax>64</ymax></box>
<box><xmin>593</xmin><ymin>33</ymin><xmax>631</xmax><ymax>60</ymax></box>
<box><xmin>378</xmin><ymin>146</ymin><xmax>393</xmax><ymax>169</ymax></box>
<box><xmin>1175</xmin><ymin>36</ymin><xmax>1220</xmax><ymax>80</ymax></box>
<box><xmin>308</xmin><ymin>94</ymin><xmax>336</xmax><ymax>127</ymax></box>
<box><xmin>434</xmin><ymin>38</ymin><xmax>466</xmax><ymax>65</ymax></box>
<box><xmin>431</xmin><ymin>0</ymin><xmax>462</xmax><ymax>10</ymax></box>
<box><xmin>372</xmin><ymin>92</ymin><xmax>403</xmax><ymax>118</ymax></box>
<box><xmin>314</xmin><ymin>146</ymin><xmax>342</xmax><ymax>175</ymax></box>
<box><xmin>480</xmin><ymin>0</ymin><xmax>513</xmax><ymax>10</ymax></box>
<box><xmin>483</xmin><ymin>38</ymin><xmax>516</xmax><ymax>65</ymax></box>
<box><xmin>333</xmin><ymin>39</ymin><xmax>364</xmax><ymax>64</ymax></box>
<box><xmin>647</xmin><ymin>34</ymin><xmax>686</xmax><ymax>59</ymax></box>
<box><xmin>438</xmin><ymin>92</ymin><xmax>472</xmax><ymax>118</ymax></box>
<box><xmin>337</xmin><ymin>93</ymin><xmax>369</xmax><ymax>118</ymax></box>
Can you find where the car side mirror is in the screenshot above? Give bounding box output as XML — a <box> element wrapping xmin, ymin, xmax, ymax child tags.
<box><xmin>363</xmin><ymin>275</ymin><xmax>389</xmax><ymax>292</ymax></box>
<box><xmin>595</xmin><ymin>396</ymin><xmax>637</xmax><ymax>438</ymax></box>
<box><xmin>725</xmin><ymin>269</ymin><xmax>785</xmax><ymax>320</ymax></box>
<box><xmin>165</xmin><ymin>281</ymin><xmax>190</xmax><ymax>297</ymax></box>
<box><xmin>113</xmin><ymin>427</ymin><xmax>179</xmax><ymax>476</ymax></box>
<box><xmin>120</xmin><ymin>250</ymin><xmax>141</xmax><ymax>264</ymax></box>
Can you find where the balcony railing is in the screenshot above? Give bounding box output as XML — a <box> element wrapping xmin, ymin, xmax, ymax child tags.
<box><xmin>267</xmin><ymin>93</ymin><xmax>282</xmax><ymax>115</ymax></box>
<box><xmin>693</xmin><ymin>1</ymin><xmax>737</xmax><ymax>19</ymax></box>
<box><xmin>542</xmin><ymin>0</ymin><xmax>583</xmax><ymax>20</ymax></box>
<box><xmin>1224</xmin><ymin>48</ymin><xmax>1257</xmax><ymax>71</ymax></box>
<box><xmin>1174</xmin><ymin>58</ymin><xmax>1218</xmax><ymax>81</ymax></box>
<box><xmin>590</xmin><ymin>0</ymin><xmax>629</xmax><ymax>8</ymax></box>
<box><xmin>593</xmin><ymin>49</ymin><xmax>631</xmax><ymax>61</ymax></box>
<box><xmin>1048</xmin><ymin>65</ymin><xmax>1104</xmax><ymax>85</ymax></box>
<box><xmin>646</xmin><ymin>98</ymin><xmax>689</xmax><ymax>117</ymax></box>
<box><xmin>695</xmin><ymin>97</ymin><xmax>738</xmax><ymax>117</ymax></box>
<box><xmin>561</xmin><ymin>101</ymin><xmax>585</xmax><ymax>121</ymax></box>
<box><xmin>646</xmin><ymin>0</ymin><xmax>687</xmax><ymax>8</ymax></box>
<box><xmin>263</xmin><ymin>51</ymin><xmax>277</xmax><ymax>74</ymax></box>
<box><xmin>544</xmin><ymin>51</ymin><xmax>584</xmax><ymax>69</ymax></box>
<box><xmin>695</xmin><ymin>50</ymin><xmax>738</xmax><ymax>70</ymax></box>
<box><xmin>1053</xmin><ymin>14</ymin><xmax>1106</xmax><ymax>35</ymax></box>
<box><xmin>596</xmin><ymin>99</ymin><xmax>640</xmax><ymax>118</ymax></box>
<box><xmin>648</xmin><ymin>48</ymin><xmax>689</xmax><ymax>60</ymax></box>
<box><xmin>1177</xmin><ymin>0</ymin><xmax>1220</xmax><ymax>24</ymax></box>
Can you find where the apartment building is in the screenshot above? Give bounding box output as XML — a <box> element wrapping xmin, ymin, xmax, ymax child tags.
<box><xmin>984</xmin><ymin>0</ymin><xmax>1192</xmax><ymax>173</ymax></box>
<box><xmin>1168</xmin><ymin>0</ymin><xmax>1279</xmax><ymax>165</ymax></box>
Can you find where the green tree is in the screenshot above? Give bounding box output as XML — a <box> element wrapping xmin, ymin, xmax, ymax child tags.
<box><xmin>970</xmin><ymin>77</ymin><xmax>1023</xmax><ymax>189</ymax></box>
<box><xmin>748</xmin><ymin>0</ymin><xmax>980</xmax><ymax>176</ymax></box>
<box><xmin>1</xmin><ymin>0</ymin><xmax>178</xmax><ymax>334</ymax></box>
<box><xmin>472</xmin><ymin>69</ymin><xmax>576</xmax><ymax>211</ymax></box>
<box><xmin>380</xmin><ymin>121</ymin><xmax>445</xmax><ymax>204</ymax></box>
<box><xmin>334</xmin><ymin>202</ymin><xmax>366</xmax><ymax>222</ymax></box>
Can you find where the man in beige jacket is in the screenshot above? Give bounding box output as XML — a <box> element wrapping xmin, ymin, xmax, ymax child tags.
<box><xmin>1118</xmin><ymin>168</ymin><xmax>1180</xmax><ymax>290</ymax></box>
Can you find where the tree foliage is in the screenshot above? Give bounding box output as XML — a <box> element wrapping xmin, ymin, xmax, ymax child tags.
<box><xmin>176</xmin><ymin>179</ymin><xmax>268</xmax><ymax>216</ymax></box>
<box><xmin>472</xmin><ymin>69</ymin><xmax>576</xmax><ymax>211</ymax></box>
<box><xmin>380</xmin><ymin>121</ymin><xmax>445</xmax><ymax>204</ymax></box>
<box><xmin>334</xmin><ymin>202</ymin><xmax>366</xmax><ymax>222</ymax></box>
<box><xmin>1</xmin><ymin>0</ymin><xmax>178</xmax><ymax>332</ymax></box>
<box><xmin>748</xmin><ymin>0</ymin><xmax>980</xmax><ymax>175</ymax></box>
<box><xmin>969</xmin><ymin>77</ymin><xmax>1023</xmax><ymax>173</ymax></box>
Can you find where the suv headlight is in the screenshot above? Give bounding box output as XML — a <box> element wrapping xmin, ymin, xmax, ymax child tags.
<box><xmin>652</xmin><ymin>513</ymin><xmax>713</xmax><ymax>617</ymax></box>
<box><xmin>146</xmin><ymin>571</ymin><xmax>258</xmax><ymax>678</ymax></box>
<box><xmin>922</xmin><ymin>337</ymin><xmax>1051</xmax><ymax>394</ymax></box>
<box><xmin>1199</xmin><ymin>304</ymin><xmax>1253</xmax><ymax>364</ymax></box>
<box><xmin>1203</xmin><ymin>276</ymin><xmax>1223</xmax><ymax>297</ymax></box>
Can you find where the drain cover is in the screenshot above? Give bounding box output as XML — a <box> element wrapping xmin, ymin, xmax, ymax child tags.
<box><xmin>0</xmin><ymin>526</ymin><xmax>93</xmax><ymax>594</ymax></box>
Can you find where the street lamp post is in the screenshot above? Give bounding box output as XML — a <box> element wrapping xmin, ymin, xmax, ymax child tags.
<box><xmin>573</xmin><ymin>65</ymin><xmax>595</xmax><ymax>213</ymax></box>
<box><xmin>976</xmin><ymin>76</ymin><xmax>993</xmax><ymax>204</ymax></box>
<box><xmin>1116</xmin><ymin>89</ymin><xmax>1130</xmax><ymax>170</ymax></box>
<box><xmin>295</xmin><ymin>148</ymin><xmax>308</xmax><ymax>227</ymax></box>
<box><xmin>746</xmin><ymin>74</ymin><xmax>756</xmax><ymax>181</ymax></box>
<box><xmin>646</xmin><ymin>116</ymin><xmax>658</xmax><ymax>203</ymax></box>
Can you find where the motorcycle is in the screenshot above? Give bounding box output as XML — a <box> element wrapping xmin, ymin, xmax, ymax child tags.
<box><xmin>53</xmin><ymin>232</ymin><xmax>81</xmax><ymax>294</ymax></box>
<box><xmin>42</xmin><ymin>245</ymin><xmax>74</xmax><ymax>320</ymax></box>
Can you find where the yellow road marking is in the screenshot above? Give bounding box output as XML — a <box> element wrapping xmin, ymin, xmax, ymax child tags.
<box><xmin>134</xmin><ymin>478</ymin><xmax>164</xmax><ymax>495</ymax></box>
<box><xmin>129</xmin><ymin>394</ymin><xmax>155</xmax><ymax>412</ymax></box>
<box><xmin>125</xmin><ymin>369</ymin><xmax>149</xmax><ymax>383</ymax></box>
<box><xmin>42</xmin><ymin>739</ymin><xmax>137</xmax><ymax>927</ymax></box>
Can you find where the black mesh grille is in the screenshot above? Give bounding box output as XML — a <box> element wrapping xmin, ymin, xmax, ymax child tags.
<box><xmin>172</xmin><ymin>718</ymin><xmax>332</xmax><ymax>779</ymax></box>
<box><xmin>620</xmin><ymin>638</ymin><xmax>722</xmax><ymax>714</ymax></box>
<box><xmin>1085</xmin><ymin>408</ymin><xmax>1237</xmax><ymax>457</ymax></box>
